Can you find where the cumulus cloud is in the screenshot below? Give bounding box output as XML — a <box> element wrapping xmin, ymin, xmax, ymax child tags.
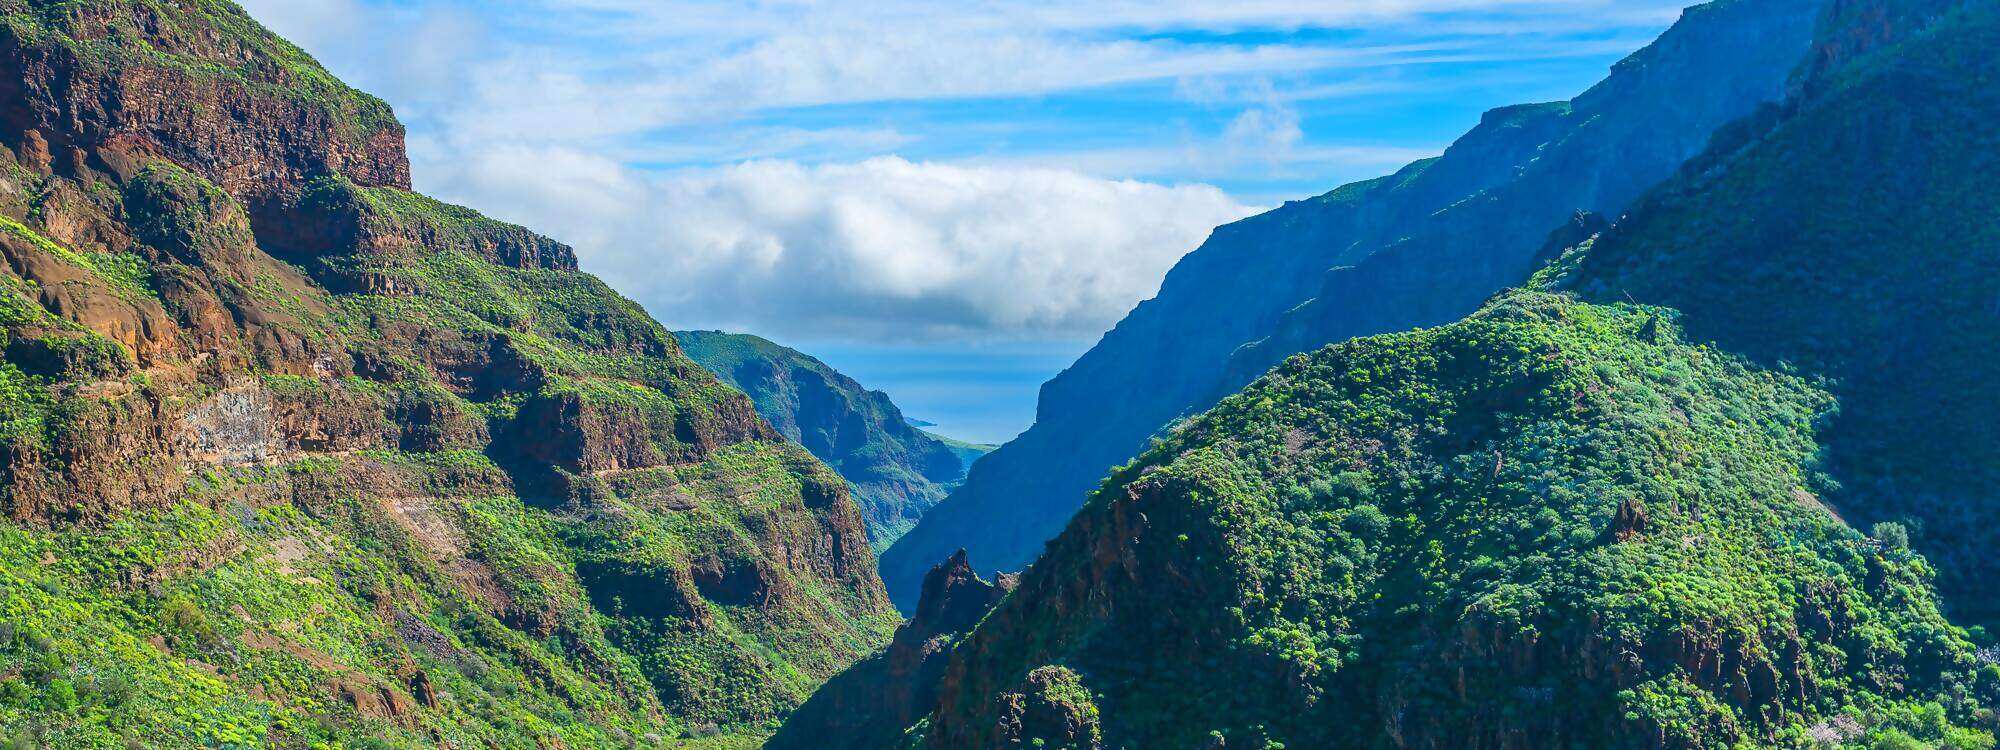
<box><xmin>232</xmin><ymin>0</ymin><xmax>1684</xmax><ymax>344</ymax></box>
<box><xmin>420</xmin><ymin>154</ymin><xmax>1255</xmax><ymax>341</ymax></box>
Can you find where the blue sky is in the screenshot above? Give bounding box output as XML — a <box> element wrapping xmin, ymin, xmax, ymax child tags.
<box><xmin>239</xmin><ymin>0</ymin><xmax>1690</xmax><ymax>443</ymax></box>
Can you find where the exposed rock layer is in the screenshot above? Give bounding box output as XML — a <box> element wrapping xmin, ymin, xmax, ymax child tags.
<box><xmin>0</xmin><ymin>1</ymin><xmax>894</xmax><ymax>745</ymax></box>
<box><xmin>768</xmin><ymin>550</ymin><xmax>1014</xmax><ymax>750</ymax></box>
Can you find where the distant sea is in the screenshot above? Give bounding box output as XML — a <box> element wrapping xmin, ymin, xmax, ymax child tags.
<box><xmin>798</xmin><ymin>339</ymin><xmax>1092</xmax><ymax>446</ymax></box>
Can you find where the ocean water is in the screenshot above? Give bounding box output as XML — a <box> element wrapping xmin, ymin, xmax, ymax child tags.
<box><xmin>796</xmin><ymin>339</ymin><xmax>1092</xmax><ymax>446</ymax></box>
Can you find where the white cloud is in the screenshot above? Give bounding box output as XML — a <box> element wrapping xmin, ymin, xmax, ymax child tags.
<box><xmin>1220</xmin><ymin>81</ymin><xmax>1305</xmax><ymax>167</ymax></box>
<box><xmin>231</xmin><ymin>0</ymin><xmax>1685</xmax><ymax>344</ymax></box>
<box><xmin>239</xmin><ymin>0</ymin><xmax>486</xmax><ymax>112</ymax></box>
<box><xmin>972</xmin><ymin>142</ymin><xmax>1440</xmax><ymax>184</ymax></box>
<box><xmin>419</xmin><ymin>36</ymin><xmax>1428</xmax><ymax>149</ymax></box>
<box><xmin>419</xmin><ymin>153</ymin><xmax>1256</xmax><ymax>341</ymax></box>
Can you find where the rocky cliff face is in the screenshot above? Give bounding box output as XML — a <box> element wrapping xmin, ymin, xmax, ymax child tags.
<box><xmin>0</xmin><ymin>0</ymin><xmax>409</xmax><ymax>214</ymax></box>
<box><xmin>0</xmin><ymin>1</ymin><xmax>894</xmax><ymax>746</ymax></box>
<box><xmin>674</xmin><ymin>331</ymin><xmax>990</xmax><ymax>549</ymax></box>
<box><xmin>767</xmin><ymin>550</ymin><xmax>1014</xmax><ymax>750</ymax></box>
<box><xmin>880</xmin><ymin>0</ymin><xmax>1832</xmax><ymax>609</ymax></box>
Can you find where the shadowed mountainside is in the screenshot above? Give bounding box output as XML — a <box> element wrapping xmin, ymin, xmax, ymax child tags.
<box><xmin>795</xmin><ymin>4</ymin><xmax>2000</xmax><ymax>746</ymax></box>
<box><xmin>881</xmin><ymin>0</ymin><xmax>1830</xmax><ymax>609</ymax></box>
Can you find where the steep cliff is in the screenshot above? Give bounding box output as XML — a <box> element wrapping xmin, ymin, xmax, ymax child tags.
<box><xmin>881</xmin><ymin>0</ymin><xmax>1830</xmax><ymax>608</ymax></box>
<box><xmin>673</xmin><ymin>331</ymin><xmax>991</xmax><ymax>549</ymax></box>
<box><xmin>0</xmin><ymin>1</ymin><xmax>894</xmax><ymax>747</ymax></box>
<box><xmin>799</xmin><ymin>1</ymin><xmax>2000</xmax><ymax>747</ymax></box>
<box><xmin>766</xmin><ymin>550</ymin><xmax>1013</xmax><ymax>750</ymax></box>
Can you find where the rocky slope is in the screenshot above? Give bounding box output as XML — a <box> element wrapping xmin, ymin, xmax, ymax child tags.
<box><xmin>766</xmin><ymin>550</ymin><xmax>1012</xmax><ymax>750</ymax></box>
<box><xmin>0</xmin><ymin>1</ymin><xmax>894</xmax><ymax>747</ymax></box>
<box><xmin>673</xmin><ymin>331</ymin><xmax>990</xmax><ymax>550</ymax></box>
<box><xmin>798</xmin><ymin>0</ymin><xmax>2000</xmax><ymax>746</ymax></box>
<box><xmin>881</xmin><ymin>0</ymin><xmax>1830</xmax><ymax>608</ymax></box>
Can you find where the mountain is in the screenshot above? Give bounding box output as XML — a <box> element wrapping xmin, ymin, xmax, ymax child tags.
<box><xmin>672</xmin><ymin>331</ymin><xmax>992</xmax><ymax>549</ymax></box>
<box><xmin>1544</xmin><ymin>0</ymin><xmax>2000</xmax><ymax>625</ymax></box>
<box><xmin>917</xmin><ymin>293</ymin><xmax>1995</xmax><ymax>749</ymax></box>
<box><xmin>0</xmin><ymin>0</ymin><xmax>893</xmax><ymax>746</ymax></box>
<box><xmin>790</xmin><ymin>3</ymin><xmax>2000</xmax><ymax>745</ymax></box>
<box><xmin>768</xmin><ymin>550</ymin><xmax>1014</xmax><ymax>750</ymax></box>
<box><xmin>881</xmin><ymin>0</ymin><xmax>1831</xmax><ymax>608</ymax></box>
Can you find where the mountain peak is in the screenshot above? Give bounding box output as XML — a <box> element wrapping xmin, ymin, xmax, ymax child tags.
<box><xmin>880</xmin><ymin>0</ymin><xmax>1830</xmax><ymax>610</ymax></box>
<box><xmin>0</xmin><ymin>0</ymin><xmax>410</xmax><ymax>208</ymax></box>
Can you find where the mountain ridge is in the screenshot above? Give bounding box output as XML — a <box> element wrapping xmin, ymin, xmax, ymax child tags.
<box><xmin>789</xmin><ymin>4</ymin><xmax>2000</xmax><ymax>744</ymax></box>
<box><xmin>1545</xmin><ymin>0</ymin><xmax>2000</xmax><ymax>624</ymax></box>
<box><xmin>0</xmin><ymin>1</ymin><xmax>894</xmax><ymax>745</ymax></box>
<box><xmin>784</xmin><ymin>4</ymin><xmax>2000</xmax><ymax>748</ymax></box>
<box><xmin>880</xmin><ymin>0</ymin><xmax>1832</xmax><ymax>609</ymax></box>
<box><xmin>672</xmin><ymin>330</ymin><xmax>991</xmax><ymax>549</ymax></box>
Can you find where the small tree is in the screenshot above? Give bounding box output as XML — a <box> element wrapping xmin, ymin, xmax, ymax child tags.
<box><xmin>1872</xmin><ymin>521</ymin><xmax>1911</xmax><ymax>551</ymax></box>
<box><xmin>42</xmin><ymin>680</ymin><xmax>76</xmax><ymax>712</ymax></box>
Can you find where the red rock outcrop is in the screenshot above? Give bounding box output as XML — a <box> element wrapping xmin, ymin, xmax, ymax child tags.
<box><xmin>0</xmin><ymin>0</ymin><xmax>409</xmax><ymax>210</ymax></box>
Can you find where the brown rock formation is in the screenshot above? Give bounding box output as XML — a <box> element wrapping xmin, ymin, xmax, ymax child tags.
<box><xmin>0</xmin><ymin>0</ymin><xmax>410</xmax><ymax>210</ymax></box>
<box><xmin>767</xmin><ymin>549</ymin><xmax>1015</xmax><ymax>750</ymax></box>
<box><xmin>0</xmin><ymin>0</ymin><xmax>896</xmax><ymax>740</ymax></box>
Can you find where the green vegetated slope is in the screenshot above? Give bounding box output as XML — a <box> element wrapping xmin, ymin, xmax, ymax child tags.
<box><xmin>672</xmin><ymin>331</ymin><xmax>991</xmax><ymax>549</ymax></box>
<box><xmin>0</xmin><ymin>1</ymin><xmax>895</xmax><ymax>747</ymax></box>
<box><xmin>805</xmin><ymin>1</ymin><xmax>2000</xmax><ymax>747</ymax></box>
<box><xmin>920</xmin><ymin>432</ymin><xmax>992</xmax><ymax>477</ymax></box>
<box><xmin>879</xmin><ymin>0</ymin><xmax>1829</xmax><ymax>609</ymax></box>
<box><xmin>921</xmin><ymin>296</ymin><xmax>1996</xmax><ymax>747</ymax></box>
<box><xmin>1544</xmin><ymin>0</ymin><xmax>2000</xmax><ymax>626</ymax></box>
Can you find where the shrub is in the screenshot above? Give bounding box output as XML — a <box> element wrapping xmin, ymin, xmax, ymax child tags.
<box><xmin>1341</xmin><ymin>505</ymin><xmax>1391</xmax><ymax>538</ymax></box>
<box><xmin>159</xmin><ymin>597</ymin><xmax>220</xmax><ymax>649</ymax></box>
<box><xmin>41</xmin><ymin>679</ymin><xmax>76</xmax><ymax>712</ymax></box>
<box><xmin>1873</xmin><ymin>521</ymin><xmax>1912</xmax><ymax>551</ymax></box>
<box><xmin>0</xmin><ymin>678</ymin><xmax>30</xmax><ymax>706</ymax></box>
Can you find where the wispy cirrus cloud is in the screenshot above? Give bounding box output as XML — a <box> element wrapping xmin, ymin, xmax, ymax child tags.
<box><xmin>527</xmin><ymin>0</ymin><xmax>1685</xmax><ymax>38</ymax></box>
<box><xmin>245</xmin><ymin>0</ymin><xmax>1684</xmax><ymax>145</ymax></box>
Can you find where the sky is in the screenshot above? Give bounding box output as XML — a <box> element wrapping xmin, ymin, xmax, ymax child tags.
<box><xmin>237</xmin><ymin>0</ymin><xmax>1690</xmax><ymax>443</ymax></box>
